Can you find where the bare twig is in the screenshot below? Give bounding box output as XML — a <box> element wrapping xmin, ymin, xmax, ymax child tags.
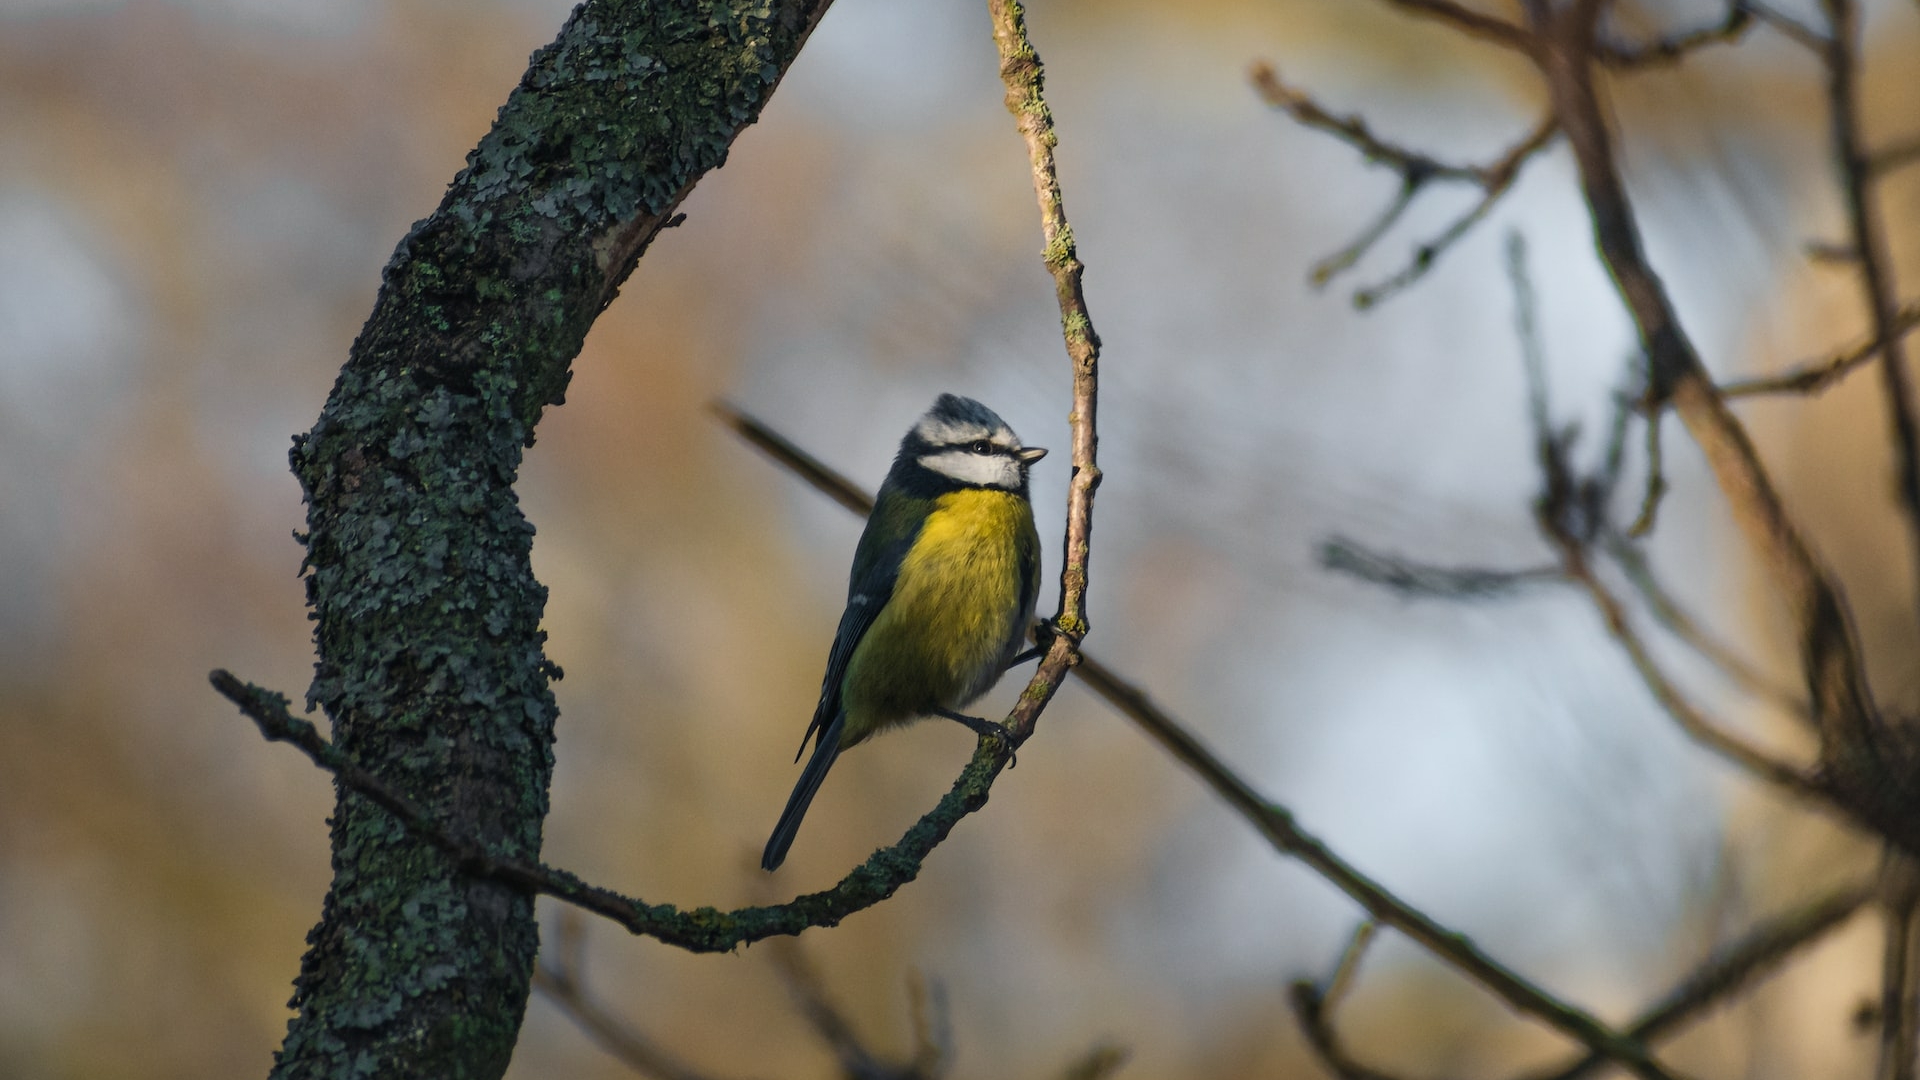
<box><xmin>1251</xmin><ymin>62</ymin><xmax>1558</xmax><ymax>305</ymax></box>
<box><xmin>713</xmin><ymin>409</ymin><xmax>1683</xmax><ymax>1080</ymax></box>
<box><xmin>1292</xmin><ymin>992</ymin><xmax>1410</xmax><ymax>1080</ymax></box>
<box><xmin>1547</xmin><ymin>533</ymin><xmax>1823</xmax><ymax>796</ymax></box>
<box><xmin>1719</xmin><ymin>301</ymin><xmax>1920</xmax><ymax>398</ymax></box>
<box><xmin>905</xmin><ymin>971</ymin><xmax>951</xmax><ymax>1080</ymax></box>
<box><xmin>1626</xmin><ymin>408</ymin><xmax>1667</xmax><ymax>537</ymax></box>
<box><xmin>1320</xmin><ymin>537</ymin><xmax>1563</xmax><ymax>599</ymax></box>
<box><xmin>1878</xmin><ymin>860</ymin><xmax>1920</xmax><ymax>1080</ymax></box>
<box><xmin>1528</xmin><ymin>878</ymin><xmax>1877</xmax><ymax>1080</ymax></box>
<box><xmin>1250</xmin><ymin>64</ymin><xmax>1487</xmax><ymax>184</ymax></box>
<box><xmin>1747</xmin><ymin>0</ymin><xmax>1831</xmax><ymax>52</ymax></box>
<box><xmin>1871</xmin><ymin>137</ymin><xmax>1920</xmax><ymax>177</ymax></box>
<box><xmin>1290</xmin><ymin>920</ymin><xmax>1411</xmax><ymax>1080</ymax></box>
<box><xmin>1501</xmin><ymin>223</ymin><xmax>1819</xmax><ymax>794</ymax></box>
<box><xmin>534</xmin><ymin>914</ymin><xmax>753</xmax><ymax>1080</ymax></box>
<box><xmin>769</xmin><ymin>938</ymin><xmax>942</xmax><ymax>1080</ymax></box>
<box><xmin>1326</xmin><ymin>920</ymin><xmax>1381</xmax><ymax>1008</ymax></box>
<box><xmin>1523</xmin><ymin>0</ymin><xmax>1902</xmax><ymax>845</ymax></box>
<box><xmin>990</xmin><ymin>0</ymin><xmax>1103</xmax><ymax>643</ymax></box>
<box><xmin>1819</xmin><ymin>0</ymin><xmax>1920</xmax><ymax>632</ymax></box>
<box><xmin>1603</xmin><ymin>533</ymin><xmax>1810</xmax><ymax>717</ymax></box>
<box><xmin>1056</xmin><ymin>1043</ymin><xmax>1130</xmax><ymax>1080</ymax></box>
<box><xmin>1596</xmin><ymin>1</ymin><xmax>1756</xmax><ymax>68</ymax></box>
<box><xmin>1379</xmin><ymin>0</ymin><xmax>1533</xmax><ymax>50</ymax></box>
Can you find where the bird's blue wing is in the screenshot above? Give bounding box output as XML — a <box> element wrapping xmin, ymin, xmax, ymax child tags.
<box><xmin>795</xmin><ymin>526</ymin><xmax>915</xmax><ymax>760</ymax></box>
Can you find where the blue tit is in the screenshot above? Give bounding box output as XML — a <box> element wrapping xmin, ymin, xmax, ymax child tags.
<box><xmin>762</xmin><ymin>394</ymin><xmax>1048</xmax><ymax>871</ymax></box>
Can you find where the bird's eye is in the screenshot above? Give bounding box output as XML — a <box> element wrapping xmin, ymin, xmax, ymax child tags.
<box><xmin>968</xmin><ymin>440</ymin><xmax>994</xmax><ymax>455</ymax></box>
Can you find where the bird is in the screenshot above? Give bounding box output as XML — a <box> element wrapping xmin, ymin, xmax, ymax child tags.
<box><xmin>762</xmin><ymin>394</ymin><xmax>1048</xmax><ymax>871</ymax></box>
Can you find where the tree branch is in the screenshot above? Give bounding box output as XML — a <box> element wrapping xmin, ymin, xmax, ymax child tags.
<box><xmin>1595</xmin><ymin>1</ymin><xmax>1755</xmax><ymax>69</ymax></box>
<box><xmin>235</xmin><ymin>2</ymin><xmax>839</xmax><ymax>1072</ymax></box>
<box><xmin>1528</xmin><ymin>877</ymin><xmax>1876</xmax><ymax>1080</ymax></box>
<box><xmin>214</xmin><ymin>668</ymin><xmax>1020</xmax><ymax>953</ymax></box>
<box><xmin>1319</xmin><ymin>536</ymin><xmax>1564</xmax><ymax>600</ymax></box>
<box><xmin>1252</xmin><ymin>60</ymin><xmax>1558</xmax><ymax>306</ymax></box>
<box><xmin>1378</xmin><ymin>0</ymin><xmax>1533</xmax><ymax>51</ymax></box>
<box><xmin>990</xmin><ymin>0</ymin><xmax>1103</xmax><ymax>642</ymax></box>
<box><xmin>1719</xmin><ymin>300</ymin><xmax>1920</xmax><ymax>399</ymax></box>
<box><xmin>534</xmin><ymin>913</ymin><xmax>758</xmax><ymax>1080</ymax></box>
<box><xmin>710</xmin><ymin>410</ymin><xmax>1682</xmax><ymax>1080</ymax></box>
<box><xmin>1603</xmin><ymin>533</ymin><xmax>1810</xmax><ymax>718</ymax></box>
<box><xmin>1877</xmin><ymin>861</ymin><xmax>1920</xmax><ymax>1080</ymax></box>
<box><xmin>1522</xmin><ymin>0</ymin><xmax>1919</xmax><ymax>852</ymax></box>
<box><xmin>1818</xmin><ymin>0</ymin><xmax>1920</xmax><ymax>634</ymax></box>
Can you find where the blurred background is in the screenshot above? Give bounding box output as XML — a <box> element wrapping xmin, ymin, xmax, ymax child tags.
<box><xmin>2</xmin><ymin>0</ymin><xmax>1917</xmax><ymax>1075</ymax></box>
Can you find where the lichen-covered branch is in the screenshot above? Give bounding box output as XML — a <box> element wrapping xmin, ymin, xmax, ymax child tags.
<box><xmin>214</xmin><ymin>668</ymin><xmax>1022</xmax><ymax>953</ymax></box>
<box><xmin>989</xmin><ymin>0</ymin><xmax>1103</xmax><ymax>642</ymax></box>
<box><xmin>225</xmin><ymin>2</ymin><xmax>836</xmax><ymax>1074</ymax></box>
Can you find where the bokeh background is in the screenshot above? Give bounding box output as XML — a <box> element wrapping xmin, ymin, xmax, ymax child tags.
<box><xmin>3</xmin><ymin>0</ymin><xmax>1918</xmax><ymax>1075</ymax></box>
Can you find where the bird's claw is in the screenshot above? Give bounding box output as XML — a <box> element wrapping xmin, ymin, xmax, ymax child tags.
<box><xmin>936</xmin><ymin>709</ymin><xmax>1020</xmax><ymax>768</ymax></box>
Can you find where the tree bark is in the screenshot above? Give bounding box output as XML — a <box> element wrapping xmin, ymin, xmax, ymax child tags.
<box><xmin>274</xmin><ymin>1</ymin><xmax>833</xmax><ymax>1075</ymax></box>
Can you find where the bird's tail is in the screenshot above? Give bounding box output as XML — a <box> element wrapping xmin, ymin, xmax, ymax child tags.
<box><xmin>762</xmin><ymin>711</ymin><xmax>844</xmax><ymax>871</ymax></box>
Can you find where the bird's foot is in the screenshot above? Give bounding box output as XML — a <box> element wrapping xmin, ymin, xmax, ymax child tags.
<box><xmin>1004</xmin><ymin>618</ymin><xmax>1067</xmax><ymax>671</ymax></box>
<box><xmin>934</xmin><ymin>708</ymin><xmax>1019</xmax><ymax>768</ymax></box>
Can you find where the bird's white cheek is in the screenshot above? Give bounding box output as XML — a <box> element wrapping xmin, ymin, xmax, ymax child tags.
<box><xmin>918</xmin><ymin>451</ymin><xmax>1006</xmax><ymax>487</ymax></box>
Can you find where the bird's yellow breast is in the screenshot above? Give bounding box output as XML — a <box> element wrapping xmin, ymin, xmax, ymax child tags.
<box><xmin>840</xmin><ymin>488</ymin><xmax>1037</xmax><ymax>744</ymax></box>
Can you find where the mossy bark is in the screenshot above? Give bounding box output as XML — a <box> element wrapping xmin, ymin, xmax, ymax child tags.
<box><xmin>275</xmin><ymin>1</ymin><xmax>832</xmax><ymax>1075</ymax></box>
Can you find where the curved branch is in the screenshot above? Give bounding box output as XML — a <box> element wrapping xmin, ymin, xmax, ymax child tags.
<box><xmin>214</xmin><ymin>669</ymin><xmax>1020</xmax><ymax>953</ymax></box>
<box><xmin>990</xmin><ymin>0</ymin><xmax>1103</xmax><ymax>640</ymax></box>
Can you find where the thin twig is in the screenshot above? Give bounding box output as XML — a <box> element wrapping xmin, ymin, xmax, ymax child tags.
<box><xmin>1626</xmin><ymin>407</ymin><xmax>1667</xmax><ymax>537</ymax></box>
<box><xmin>1747</xmin><ymin>0</ymin><xmax>1830</xmax><ymax>52</ymax></box>
<box><xmin>1355</xmin><ymin>125</ymin><xmax>1557</xmax><ymax>310</ymax></box>
<box><xmin>769</xmin><ymin>938</ymin><xmax>932</xmax><ymax>1080</ymax></box>
<box><xmin>1379</xmin><ymin>0</ymin><xmax>1533</xmax><ymax>50</ymax></box>
<box><xmin>534</xmin><ymin>914</ymin><xmax>754</xmax><ymax>1080</ymax></box>
<box><xmin>1291</xmin><ymin>983</ymin><xmax>1412</xmax><ymax>1080</ymax></box>
<box><xmin>1546</xmin><ymin>535</ymin><xmax>1823</xmax><ymax>796</ymax></box>
<box><xmin>990</xmin><ymin>0</ymin><xmax>1103</xmax><ymax>642</ymax></box>
<box><xmin>1719</xmin><ymin>301</ymin><xmax>1920</xmax><ymax>398</ymax></box>
<box><xmin>1250</xmin><ymin>64</ymin><xmax>1485</xmax><ymax>183</ymax></box>
<box><xmin>1289</xmin><ymin>920</ymin><xmax>1407</xmax><ymax>1080</ymax></box>
<box><xmin>1502</xmin><ymin>203</ymin><xmax>1821</xmax><ymax>797</ymax></box>
<box><xmin>1075</xmin><ymin>654</ymin><xmax>1685</xmax><ymax>1080</ymax></box>
<box><xmin>1871</xmin><ymin>137</ymin><xmax>1920</xmax><ymax>177</ymax></box>
<box><xmin>712</xmin><ymin>409</ymin><xmax>1684</xmax><ymax>1080</ymax></box>
<box><xmin>1252</xmin><ymin>61</ymin><xmax>1557</xmax><ymax>304</ymax></box>
<box><xmin>1595</xmin><ymin>1</ymin><xmax>1755</xmax><ymax>68</ymax></box>
<box><xmin>1524</xmin><ymin>0</ymin><xmax>1896</xmax><ymax>841</ymax></box>
<box><xmin>1056</xmin><ymin>1043</ymin><xmax>1130</xmax><ymax>1080</ymax></box>
<box><xmin>1526</xmin><ymin>878</ymin><xmax>1877</xmax><ymax>1080</ymax></box>
<box><xmin>1820</xmin><ymin>0</ymin><xmax>1920</xmax><ymax>635</ymax></box>
<box><xmin>1603</xmin><ymin>533</ymin><xmax>1810</xmax><ymax>717</ymax></box>
<box><xmin>1320</xmin><ymin>537</ymin><xmax>1564</xmax><ymax>599</ymax></box>
<box><xmin>905</xmin><ymin>971</ymin><xmax>951</xmax><ymax>1080</ymax></box>
<box><xmin>1878</xmin><ymin>860</ymin><xmax>1920</xmax><ymax>1080</ymax></box>
<box><xmin>1326</xmin><ymin>920</ymin><xmax>1381</xmax><ymax>1009</ymax></box>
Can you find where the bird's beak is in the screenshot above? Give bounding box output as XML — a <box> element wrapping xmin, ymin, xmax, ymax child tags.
<box><xmin>1018</xmin><ymin>446</ymin><xmax>1048</xmax><ymax>464</ymax></box>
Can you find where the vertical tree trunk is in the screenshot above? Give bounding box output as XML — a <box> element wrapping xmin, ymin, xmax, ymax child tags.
<box><xmin>275</xmin><ymin>2</ymin><xmax>833</xmax><ymax>1075</ymax></box>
